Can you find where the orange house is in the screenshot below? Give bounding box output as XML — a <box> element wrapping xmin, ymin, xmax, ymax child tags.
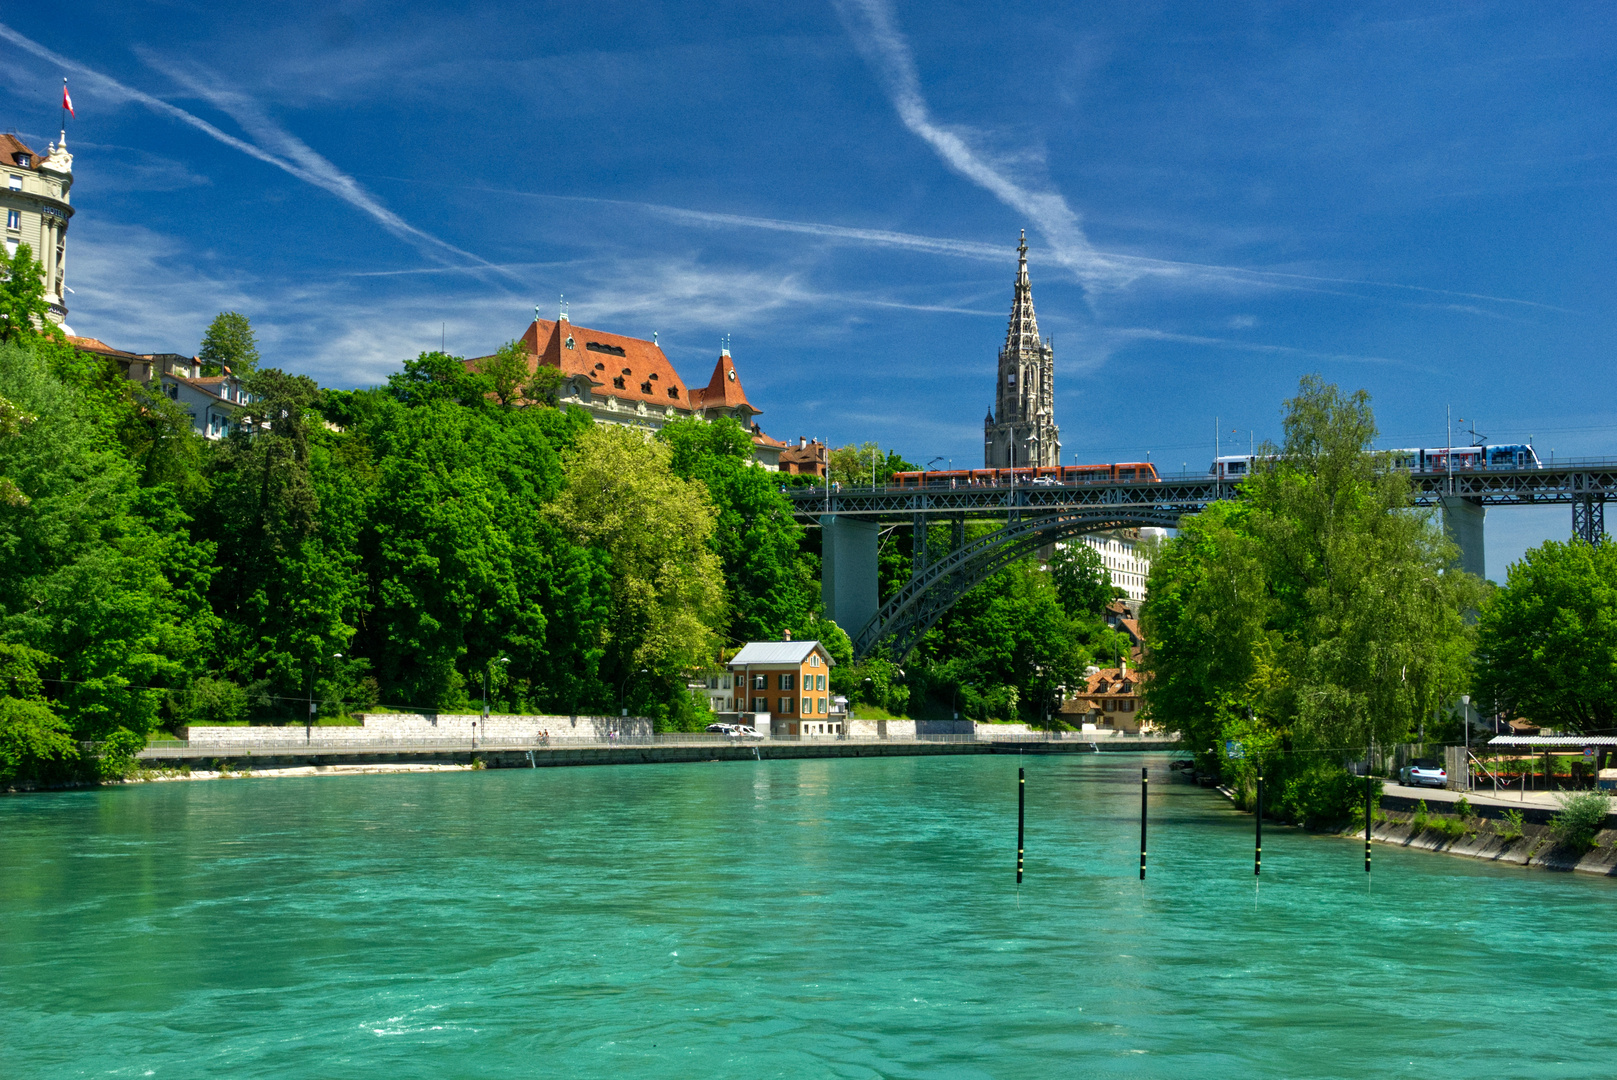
<box><xmin>727</xmin><ymin>637</ymin><xmax>838</xmax><ymax>738</ymax></box>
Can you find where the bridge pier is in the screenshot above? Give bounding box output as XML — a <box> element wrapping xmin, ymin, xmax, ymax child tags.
<box><xmin>1440</xmin><ymin>496</ymin><xmax>1486</xmax><ymax>579</ymax></box>
<box><xmin>821</xmin><ymin>515</ymin><xmax>880</xmax><ymax>639</ymax></box>
<box><xmin>912</xmin><ymin>513</ymin><xmax>928</xmax><ymax>575</ymax></box>
<box><xmin>1573</xmin><ymin>494</ymin><xmax>1605</xmax><ymax>545</ymax></box>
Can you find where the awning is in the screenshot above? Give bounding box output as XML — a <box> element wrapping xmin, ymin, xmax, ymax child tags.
<box><xmin>1486</xmin><ymin>736</ymin><xmax>1617</xmax><ymax>747</ymax></box>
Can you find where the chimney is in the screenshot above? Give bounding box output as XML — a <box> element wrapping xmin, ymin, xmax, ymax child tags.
<box><xmin>783</xmin><ymin>629</ymin><xmax>792</xmax><ymax>641</ymax></box>
<box><xmin>799</xmin><ymin>436</ymin><xmax>807</xmax><ymax>448</ymax></box>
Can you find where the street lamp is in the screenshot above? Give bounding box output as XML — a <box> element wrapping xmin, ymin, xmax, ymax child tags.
<box><xmin>484</xmin><ymin>656</ymin><xmax>509</xmax><ymax>720</ymax></box>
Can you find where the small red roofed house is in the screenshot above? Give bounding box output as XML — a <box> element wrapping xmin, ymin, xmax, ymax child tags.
<box><xmin>467</xmin><ymin>311</ymin><xmax>785</xmax><ymax>467</ymax></box>
<box><xmin>1061</xmin><ymin>664</ymin><xmax>1148</xmax><ymax>733</ymax></box>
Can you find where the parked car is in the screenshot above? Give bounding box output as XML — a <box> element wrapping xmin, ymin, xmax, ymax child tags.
<box><xmin>732</xmin><ymin>725</ymin><xmax>763</xmax><ymax>739</ymax></box>
<box><xmin>1400</xmin><ymin>760</ymin><xmax>1448</xmax><ymax>788</ymax></box>
<box><xmin>705</xmin><ymin>723</ymin><xmax>736</xmax><ymax>735</ymax></box>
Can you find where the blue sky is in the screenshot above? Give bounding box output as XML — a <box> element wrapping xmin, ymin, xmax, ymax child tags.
<box><xmin>2</xmin><ymin>1</ymin><xmax>1614</xmax><ymax>578</ymax></box>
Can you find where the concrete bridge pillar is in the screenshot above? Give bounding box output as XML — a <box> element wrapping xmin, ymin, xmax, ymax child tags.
<box><xmin>821</xmin><ymin>515</ymin><xmax>880</xmax><ymax>638</ymax></box>
<box><xmin>1440</xmin><ymin>496</ymin><xmax>1486</xmax><ymax>579</ymax></box>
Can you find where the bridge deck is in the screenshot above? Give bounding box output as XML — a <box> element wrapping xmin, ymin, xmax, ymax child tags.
<box><xmin>788</xmin><ymin>459</ymin><xmax>1617</xmax><ymax>521</ymax></box>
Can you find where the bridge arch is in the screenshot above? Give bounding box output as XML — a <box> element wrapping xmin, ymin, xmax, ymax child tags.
<box><xmin>852</xmin><ymin>509</ymin><xmax>1183</xmax><ymax>660</ymax></box>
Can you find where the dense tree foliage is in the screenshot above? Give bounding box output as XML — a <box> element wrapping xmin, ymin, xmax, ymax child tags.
<box><xmin>1141</xmin><ymin>377</ymin><xmax>1482</xmax><ymax>824</ymax></box>
<box><xmin>0</xmin><ymin>244</ymin><xmax>58</xmax><ymax>345</ymax></box>
<box><xmin>198</xmin><ymin>311</ymin><xmax>260</xmax><ymax>375</ymax></box>
<box><xmin>1474</xmin><ymin>538</ymin><xmax>1617</xmax><ymax>733</ymax></box>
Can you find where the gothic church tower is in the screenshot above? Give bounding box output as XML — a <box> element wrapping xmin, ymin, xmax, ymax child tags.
<box><xmin>984</xmin><ymin>232</ymin><xmax>1059</xmax><ymax>467</ymax></box>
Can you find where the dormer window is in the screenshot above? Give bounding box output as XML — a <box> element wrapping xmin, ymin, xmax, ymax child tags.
<box><xmin>640</xmin><ymin>381</ymin><xmax>652</xmax><ymax>394</ymax></box>
<box><xmin>667</xmin><ymin>387</ymin><xmax>680</xmax><ymax>399</ymax></box>
<box><xmin>648</xmin><ymin>372</ymin><xmax>658</xmax><ymax>380</ymax></box>
<box><xmin>594</xmin><ymin>362</ymin><xmax>605</xmax><ymax>370</ymax></box>
<box><xmin>586</xmin><ymin>341</ymin><xmax>627</xmax><ymax>357</ymax></box>
<box><xmin>13</xmin><ymin>154</ymin><xmax>29</xmax><ymax>167</ymax></box>
<box><xmin>564</xmin><ymin>336</ymin><xmax>575</xmax><ymax>350</ymax></box>
<box><xmin>613</xmin><ymin>376</ymin><xmax>625</xmax><ymax>390</ymax></box>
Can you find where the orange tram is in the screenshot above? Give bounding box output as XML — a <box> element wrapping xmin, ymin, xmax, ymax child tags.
<box><xmin>890</xmin><ymin>462</ymin><xmax>1159</xmax><ymax>489</ymax></box>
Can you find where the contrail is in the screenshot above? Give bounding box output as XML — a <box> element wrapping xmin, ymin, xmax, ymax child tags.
<box><xmin>0</xmin><ymin>22</ymin><xmax>511</xmax><ymax>279</ymax></box>
<box><xmin>829</xmin><ymin>0</ymin><xmax>1128</xmax><ymax>289</ymax></box>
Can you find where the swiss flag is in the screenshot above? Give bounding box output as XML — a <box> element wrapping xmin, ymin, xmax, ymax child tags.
<box><xmin>62</xmin><ymin>81</ymin><xmax>74</xmax><ymax>118</ymax></box>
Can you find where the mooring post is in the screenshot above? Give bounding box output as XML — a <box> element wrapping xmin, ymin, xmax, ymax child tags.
<box><xmin>1139</xmin><ymin>767</ymin><xmax>1148</xmax><ymax>880</ymax></box>
<box><xmin>1017</xmin><ymin>767</ymin><xmax>1025</xmax><ymax>883</ymax></box>
<box><xmin>1255</xmin><ymin>763</ymin><xmax>1263</xmax><ymax>877</ymax></box>
<box><xmin>1364</xmin><ymin>742</ymin><xmax>1373</xmax><ymax>875</ymax></box>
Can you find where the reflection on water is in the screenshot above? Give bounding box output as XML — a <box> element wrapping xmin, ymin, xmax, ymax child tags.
<box><xmin>2</xmin><ymin>755</ymin><xmax>1613</xmax><ymax>1077</ymax></box>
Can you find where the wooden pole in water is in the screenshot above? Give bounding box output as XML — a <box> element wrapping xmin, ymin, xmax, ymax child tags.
<box><xmin>1017</xmin><ymin>767</ymin><xmax>1025</xmax><ymax>883</ymax></box>
<box><xmin>1139</xmin><ymin>767</ymin><xmax>1148</xmax><ymax>880</ymax></box>
<box><xmin>1364</xmin><ymin>739</ymin><xmax>1373</xmax><ymax>874</ymax></box>
<box><xmin>1254</xmin><ymin>762</ymin><xmax>1263</xmax><ymax>877</ymax></box>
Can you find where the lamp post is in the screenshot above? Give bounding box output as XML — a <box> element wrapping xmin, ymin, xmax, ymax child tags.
<box><xmin>483</xmin><ymin>655</ymin><xmax>509</xmax><ymax>732</ymax></box>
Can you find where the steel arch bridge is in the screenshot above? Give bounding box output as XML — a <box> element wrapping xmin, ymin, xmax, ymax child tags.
<box><xmin>786</xmin><ymin>458</ymin><xmax>1617</xmax><ymax>660</ymax></box>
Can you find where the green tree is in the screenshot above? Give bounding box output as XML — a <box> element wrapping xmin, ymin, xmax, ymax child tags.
<box><xmin>1050</xmin><ymin>541</ymin><xmax>1118</xmax><ymax>618</ymax></box>
<box><xmin>549</xmin><ymin>424</ymin><xmax>726</xmax><ymax>708</ymax></box>
<box><xmin>0</xmin><ymin>243</ymin><xmax>58</xmax><ymax>345</ymax></box>
<box><xmin>0</xmin><ymin>642</ymin><xmax>75</xmax><ymax>784</ymax></box>
<box><xmin>1141</xmin><ymin>376</ymin><xmax>1481</xmax><ymax>823</ymax></box>
<box><xmin>829</xmin><ymin>442</ymin><xmax>915</xmax><ymax>487</ymax></box>
<box><xmin>198</xmin><ymin>311</ymin><xmax>261</xmax><ymax>375</ymax></box>
<box><xmin>659</xmin><ymin>416</ymin><xmax>821</xmax><ymax>644</ymax></box>
<box><xmin>0</xmin><ymin>340</ymin><xmax>217</xmax><ymax>755</ymax></box>
<box><xmin>476</xmin><ymin>340</ymin><xmax>532</xmax><ymax>407</ymax></box>
<box><xmin>386</xmin><ymin>351</ymin><xmax>493</xmax><ymax>409</ymax></box>
<box><xmin>1474</xmin><ymin>538</ymin><xmax>1617</xmax><ymax>733</ymax></box>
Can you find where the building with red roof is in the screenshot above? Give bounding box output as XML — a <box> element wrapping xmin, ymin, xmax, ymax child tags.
<box><xmin>468</xmin><ymin>309</ymin><xmax>786</xmax><ymax>467</ymax></box>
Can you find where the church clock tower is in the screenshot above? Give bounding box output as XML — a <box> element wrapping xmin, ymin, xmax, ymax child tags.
<box><xmin>984</xmin><ymin>232</ymin><xmax>1059</xmax><ymax>468</ymax></box>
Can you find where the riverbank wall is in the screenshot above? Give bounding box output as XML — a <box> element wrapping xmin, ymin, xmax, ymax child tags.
<box><xmin>1350</xmin><ymin>805</ymin><xmax>1617</xmax><ymax>877</ymax></box>
<box><xmin>133</xmin><ymin>736</ymin><xmax>1182</xmax><ymax>773</ymax></box>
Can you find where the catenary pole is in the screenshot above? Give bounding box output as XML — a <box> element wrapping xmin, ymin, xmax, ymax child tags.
<box><xmin>1139</xmin><ymin>767</ymin><xmax>1148</xmax><ymax>880</ymax></box>
<box><xmin>1017</xmin><ymin>767</ymin><xmax>1025</xmax><ymax>883</ymax></box>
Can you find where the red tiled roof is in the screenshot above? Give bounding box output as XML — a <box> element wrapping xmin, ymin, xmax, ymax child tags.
<box><xmin>0</xmin><ymin>133</ymin><xmax>38</xmax><ymax>170</ymax></box>
<box><xmin>67</xmin><ymin>335</ymin><xmax>141</xmax><ymax>361</ymax></box>
<box><xmin>690</xmin><ymin>351</ymin><xmax>754</xmax><ymax>413</ymax></box>
<box><xmin>473</xmin><ymin>319</ymin><xmax>692</xmax><ymax>409</ymax></box>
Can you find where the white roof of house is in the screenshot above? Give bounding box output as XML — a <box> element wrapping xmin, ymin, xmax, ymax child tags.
<box><xmin>728</xmin><ymin>640</ymin><xmax>833</xmax><ymax>667</ymax></box>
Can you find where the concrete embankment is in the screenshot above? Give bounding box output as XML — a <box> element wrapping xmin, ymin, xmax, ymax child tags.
<box><xmin>135</xmin><ymin>737</ymin><xmax>1181</xmax><ymax>774</ymax></box>
<box><xmin>1351</xmin><ymin>807</ymin><xmax>1617</xmax><ymax>877</ymax></box>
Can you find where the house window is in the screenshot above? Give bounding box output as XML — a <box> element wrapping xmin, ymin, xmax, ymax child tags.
<box><xmin>752</xmin><ymin>696</ymin><xmax>767</xmax><ymax>712</ymax></box>
<box><xmin>14</xmin><ymin>154</ymin><xmax>29</xmax><ymax>167</ymax></box>
<box><xmin>810</xmin><ymin>655</ymin><xmax>819</xmax><ymax>667</ymax></box>
<box><xmin>752</xmin><ymin>675</ymin><xmax>767</xmax><ymax>691</ymax></box>
<box><xmin>721</xmin><ymin>676</ymin><xmax>731</xmax><ymax>690</ymax></box>
<box><xmin>801</xmin><ymin>697</ymin><xmax>811</xmax><ymax>715</ymax></box>
<box><xmin>7</xmin><ymin>175</ymin><xmax>21</xmax><ymax>191</ymax></box>
<box><xmin>5</xmin><ymin>210</ymin><xmax>17</xmax><ymax>230</ymax></box>
<box><xmin>778</xmin><ymin>673</ymin><xmax>794</xmax><ymax>691</ymax></box>
<box><xmin>1006</xmin><ymin>372</ymin><xmax>1016</xmax><ymax>385</ymax></box>
<box><xmin>3</xmin><ymin>237</ymin><xmax>16</xmax><ymax>255</ymax></box>
<box><xmin>818</xmin><ymin>697</ymin><xmax>827</xmax><ymax>715</ymax></box>
<box><xmin>779</xmin><ymin>697</ymin><xmax>792</xmax><ymax>714</ymax></box>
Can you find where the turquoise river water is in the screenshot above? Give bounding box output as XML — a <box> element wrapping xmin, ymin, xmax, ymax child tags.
<box><xmin>2</xmin><ymin>754</ymin><xmax>1614</xmax><ymax>1078</ymax></box>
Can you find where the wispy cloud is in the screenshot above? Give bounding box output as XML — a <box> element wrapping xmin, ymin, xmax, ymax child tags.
<box><xmin>829</xmin><ymin>0</ymin><xmax>1128</xmax><ymax>289</ymax></box>
<box><xmin>0</xmin><ymin>21</ymin><xmax>508</xmax><ymax>279</ymax></box>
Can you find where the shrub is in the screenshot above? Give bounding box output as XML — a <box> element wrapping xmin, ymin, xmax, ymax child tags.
<box><xmin>1498</xmin><ymin>808</ymin><xmax>1525</xmax><ymax>842</ymax></box>
<box><xmin>1411</xmin><ymin>800</ymin><xmax>1430</xmax><ymax>832</ymax></box>
<box><xmin>1429</xmin><ymin>815</ymin><xmax>1467</xmax><ymax>840</ymax></box>
<box><xmin>1550</xmin><ymin>790</ymin><xmax>1611</xmax><ymax>853</ymax></box>
<box><xmin>1454</xmin><ymin>796</ymin><xmax>1473</xmax><ymax>820</ymax></box>
<box><xmin>1277</xmin><ymin>764</ymin><xmax>1379</xmax><ymax>828</ymax></box>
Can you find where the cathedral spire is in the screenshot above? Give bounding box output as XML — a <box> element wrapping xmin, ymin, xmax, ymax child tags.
<box><xmin>1003</xmin><ymin>229</ymin><xmax>1042</xmax><ymax>359</ymax></box>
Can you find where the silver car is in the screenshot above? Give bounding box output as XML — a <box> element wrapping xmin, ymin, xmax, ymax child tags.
<box><xmin>1400</xmin><ymin>760</ymin><xmax>1448</xmax><ymax>788</ymax></box>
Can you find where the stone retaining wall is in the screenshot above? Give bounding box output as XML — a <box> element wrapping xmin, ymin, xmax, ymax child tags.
<box><xmin>184</xmin><ymin>713</ymin><xmax>652</xmax><ymax>747</ymax></box>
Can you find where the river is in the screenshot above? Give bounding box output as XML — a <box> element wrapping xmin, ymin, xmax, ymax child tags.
<box><xmin>2</xmin><ymin>754</ymin><xmax>1612</xmax><ymax>1077</ymax></box>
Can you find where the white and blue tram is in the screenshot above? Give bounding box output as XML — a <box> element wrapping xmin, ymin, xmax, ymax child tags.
<box><xmin>1209</xmin><ymin>443</ymin><xmax>1540</xmax><ymax>480</ymax></box>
